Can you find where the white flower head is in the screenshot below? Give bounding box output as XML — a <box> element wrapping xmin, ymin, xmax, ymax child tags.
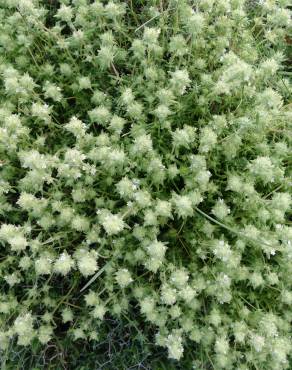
<box><xmin>54</xmin><ymin>252</ymin><xmax>75</xmax><ymax>275</ymax></box>
<box><xmin>101</xmin><ymin>213</ymin><xmax>125</xmax><ymax>235</ymax></box>
<box><xmin>115</xmin><ymin>268</ymin><xmax>133</xmax><ymax>288</ymax></box>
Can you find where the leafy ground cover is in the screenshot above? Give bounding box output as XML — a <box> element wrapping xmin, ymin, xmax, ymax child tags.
<box><xmin>0</xmin><ymin>0</ymin><xmax>291</xmax><ymax>369</ymax></box>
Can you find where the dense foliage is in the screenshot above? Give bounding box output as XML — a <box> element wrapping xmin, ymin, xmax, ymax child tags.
<box><xmin>0</xmin><ymin>0</ymin><xmax>291</xmax><ymax>368</ymax></box>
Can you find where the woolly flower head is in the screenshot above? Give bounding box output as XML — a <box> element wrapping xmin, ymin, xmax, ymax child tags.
<box><xmin>248</xmin><ymin>156</ymin><xmax>275</xmax><ymax>183</ymax></box>
<box><xmin>170</xmin><ymin>69</ymin><xmax>191</xmax><ymax>95</ymax></box>
<box><xmin>43</xmin><ymin>81</ymin><xmax>62</xmax><ymax>102</ymax></box>
<box><xmin>256</xmin><ymin>88</ymin><xmax>283</xmax><ymax>110</ymax></box>
<box><xmin>249</xmin><ymin>272</ymin><xmax>264</xmax><ymax>289</ymax></box>
<box><xmin>250</xmin><ymin>333</ymin><xmax>265</xmax><ymax>352</ymax></box>
<box><xmin>60</xmin><ymin>63</ymin><xmax>72</xmax><ymax>77</ymax></box>
<box><xmin>19</xmin><ymin>256</ymin><xmax>32</xmax><ymax>270</ymax></box>
<box><xmin>160</xmin><ymin>284</ymin><xmax>177</xmax><ymax>305</ymax></box>
<box><xmin>116</xmin><ymin>177</ymin><xmax>138</xmax><ymax>198</ymax></box>
<box><xmin>216</xmin><ymin>273</ymin><xmax>232</xmax><ymax>289</ymax></box>
<box><xmin>179</xmin><ymin>285</ymin><xmax>196</xmax><ymax>303</ymax></box>
<box><xmin>132</xmin><ymin>134</ymin><xmax>153</xmax><ymax>155</ymax></box>
<box><xmin>165</xmin><ymin>331</ymin><xmax>184</xmax><ymax>360</ymax></box>
<box><xmin>172</xmin><ymin>126</ymin><xmax>196</xmax><ymax>149</ymax></box>
<box><xmin>107</xmin><ymin>148</ymin><xmax>126</xmax><ymax>167</ymax></box>
<box><xmin>267</xmin><ymin>7</ymin><xmax>291</xmax><ymax>27</ymax></box>
<box><xmin>89</xmin><ymin>106</ymin><xmax>111</xmax><ymax>125</ymax></box>
<box><xmin>62</xmin><ymin>308</ymin><xmax>73</xmax><ymax>323</ymax></box>
<box><xmin>259</xmin><ymin>314</ymin><xmax>278</xmax><ymax>338</ymax></box>
<box><xmin>215</xmin><ymin>336</ymin><xmax>229</xmax><ymax>355</ymax></box>
<box><xmin>4</xmin><ymin>114</ymin><xmax>26</xmax><ymax>135</ymax></box>
<box><xmin>31</xmin><ymin>102</ymin><xmax>51</xmax><ymax>122</ymax></box>
<box><xmin>14</xmin><ymin>312</ymin><xmax>35</xmax><ymax>346</ymax></box>
<box><xmin>217</xmin><ymin>58</ymin><xmax>253</xmax><ymax>93</ymax></box>
<box><xmin>189</xmin><ymin>154</ymin><xmax>206</xmax><ymax>171</ymax></box>
<box><xmin>115</xmin><ymin>268</ymin><xmax>133</xmax><ymax>288</ymax></box>
<box><xmin>84</xmin><ymin>291</ymin><xmax>99</xmax><ymax>306</ymax></box>
<box><xmin>56</xmin><ymin>4</ymin><xmax>73</xmax><ymax>23</ymax></box>
<box><xmin>270</xmin><ymin>339</ymin><xmax>290</xmax><ymax>365</ymax></box>
<box><xmin>127</xmin><ymin>101</ymin><xmax>143</xmax><ymax>118</ymax></box>
<box><xmin>134</xmin><ymin>190</ymin><xmax>152</xmax><ymax>208</ymax></box>
<box><xmin>74</xmin><ymin>248</ymin><xmax>98</xmax><ymax>277</ymax></box>
<box><xmin>65</xmin><ymin>116</ymin><xmax>86</xmax><ymax>137</ymax></box>
<box><xmin>64</xmin><ymin>148</ymin><xmax>86</xmax><ymax>167</ymax></box>
<box><xmin>155</xmin><ymin>200</ymin><xmax>172</xmax><ymax>218</ymax></box>
<box><xmin>140</xmin><ymin>296</ymin><xmax>156</xmax><ymax>315</ymax></box>
<box><xmin>20</xmin><ymin>149</ymin><xmax>49</xmax><ymax>171</ymax></box>
<box><xmin>169</xmin><ymin>35</ymin><xmax>188</xmax><ymax>57</ymax></box>
<box><xmin>213</xmin><ymin>240</ymin><xmax>232</xmax><ymax>262</ymax></box>
<box><xmin>38</xmin><ymin>325</ymin><xmax>53</xmax><ymax>344</ymax></box>
<box><xmin>104</xmin><ymin>1</ymin><xmax>126</xmax><ymax>18</ymax></box>
<box><xmin>72</xmin><ymin>328</ymin><xmax>86</xmax><ymax>341</ymax></box>
<box><xmin>153</xmin><ymin>104</ymin><xmax>172</xmax><ymax>121</ymax></box>
<box><xmin>54</xmin><ymin>252</ymin><xmax>75</xmax><ymax>276</ymax></box>
<box><xmin>144</xmin><ymin>257</ymin><xmax>164</xmax><ymax>273</ymax></box>
<box><xmin>227</xmin><ymin>174</ymin><xmax>243</xmax><ymax>193</ymax></box>
<box><xmin>92</xmin><ymin>303</ymin><xmax>107</xmax><ymax>320</ymax></box>
<box><xmin>17</xmin><ymin>0</ymin><xmax>36</xmax><ymax>14</ymax></box>
<box><xmin>195</xmin><ymin>169</ymin><xmax>211</xmax><ymax>188</ymax></box>
<box><xmin>109</xmin><ymin>115</ymin><xmax>125</xmax><ymax>134</ymax></box>
<box><xmin>121</xmin><ymin>87</ymin><xmax>135</xmax><ymax>105</ymax></box>
<box><xmin>271</xmin><ymin>192</ymin><xmax>291</xmax><ymax>212</ymax></box>
<box><xmin>7</xmin><ymin>234</ymin><xmax>28</xmax><ymax>252</ymax></box>
<box><xmin>170</xmin><ymin>269</ymin><xmax>189</xmax><ymax>289</ymax></box>
<box><xmin>131</xmin><ymin>38</ymin><xmax>145</xmax><ymax>59</ymax></box>
<box><xmin>143</xmin><ymin>209</ymin><xmax>157</xmax><ymax>226</ymax></box>
<box><xmin>143</xmin><ymin>27</ymin><xmax>161</xmax><ymax>45</ymax></box>
<box><xmin>233</xmin><ymin>321</ymin><xmax>248</xmax><ymax>343</ymax></box>
<box><xmin>185</xmin><ymin>11</ymin><xmax>205</xmax><ymax>34</ymax></box>
<box><xmin>258</xmin><ymin>58</ymin><xmax>279</xmax><ymax>77</ymax></box>
<box><xmin>172</xmin><ymin>194</ymin><xmax>193</xmax><ymax>219</ymax></box>
<box><xmin>35</xmin><ymin>253</ymin><xmax>54</xmax><ymax>275</ymax></box>
<box><xmin>78</xmin><ymin>76</ymin><xmax>91</xmax><ymax>90</ymax></box>
<box><xmin>146</xmin><ymin>240</ymin><xmax>167</xmax><ymax>260</ymax></box>
<box><xmin>19</xmin><ymin>73</ymin><xmax>37</xmax><ymax>92</ymax></box>
<box><xmin>97</xmin><ymin>45</ymin><xmax>115</xmax><ymax>69</ymax></box>
<box><xmin>199</xmin><ymin>127</ymin><xmax>217</xmax><ymax>153</ymax></box>
<box><xmin>212</xmin><ymin>199</ymin><xmax>230</xmax><ymax>220</ymax></box>
<box><xmin>100</xmin><ymin>212</ymin><xmax>125</xmax><ymax>235</ymax></box>
<box><xmin>71</xmin><ymin>215</ymin><xmax>90</xmax><ymax>232</ymax></box>
<box><xmin>0</xmin><ymin>224</ymin><xmax>28</xmax><ymax>251</ymax></box>
<box><xmin>4</xmin><ymin>272</ymin><xmax>21</xmax><ymax>287</ymax></box>
<box><xmin>156</xmin><ymin>88</ymin><xmax>174</xmax><ymax>104</ymax></box>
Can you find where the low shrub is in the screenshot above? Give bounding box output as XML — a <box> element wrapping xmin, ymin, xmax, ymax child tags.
<box><xmin>0</xmin><ymin>0</ymin><xmax>291</xmax><ymax>368</ymax></box>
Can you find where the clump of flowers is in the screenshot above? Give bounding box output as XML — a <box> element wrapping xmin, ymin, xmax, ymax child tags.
<box><xmin>0</xmin><ymin>1</ymin><xmax>291</xmax><ymax>368</ymax></box>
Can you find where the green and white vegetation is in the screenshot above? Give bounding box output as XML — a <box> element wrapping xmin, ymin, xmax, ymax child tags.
<box><xmin>0</xmin><ymin>0</ymin><xmax>291</xmax><ymax>368</ymax></box>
